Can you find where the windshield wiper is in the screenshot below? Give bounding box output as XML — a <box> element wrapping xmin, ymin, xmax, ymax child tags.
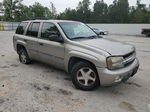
<box><xmin>71</xmin><ymin>35</ymin><xmax>100</xmax><ymax>40</ymax></box>
<box><xmin>87</xmin><ymin>35</ymin><xmax>98</xmax><ymax>39</ymax></box>
<box><xmin>71</xmin><ymin>37</ymin><xmax>87</xmax><ymax>40</ymax></box>
<box><xmin>89</xmin><ymin>35</ymin><xmax>103</xmax><ymax>39</ymax></box>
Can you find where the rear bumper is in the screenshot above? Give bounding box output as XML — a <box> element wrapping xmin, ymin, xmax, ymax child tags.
<box><xmin>97</xmin><ymin>58</ymin><xmax>139</xmax><ymax>86</ymax></box>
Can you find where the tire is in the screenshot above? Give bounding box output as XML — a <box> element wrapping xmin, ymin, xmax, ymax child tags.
<box><xmin>100</xmin><ymin>32</ymin><xmax>104</xmax><ymax>35</ymax></box>
<box><xmin>71</xmin><ymin>61</ymin><xmax>100</xmax><ymax>91</ymax></box>
<box><xmin>18</xmin><ymin>48</ymin><xmax>31</xmax><ymax>64</ymax></box>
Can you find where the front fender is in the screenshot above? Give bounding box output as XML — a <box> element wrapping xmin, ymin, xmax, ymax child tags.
<box><xmin>65</xmin><ymin>50</ymin><xmax>106</xmax><ymax>72</ymax></box>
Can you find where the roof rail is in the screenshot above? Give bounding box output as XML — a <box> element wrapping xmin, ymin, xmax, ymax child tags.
<box><xmin>27</xmin><ymin>18</ymin><xmax>49</xmax><ymax>20</ymax></box>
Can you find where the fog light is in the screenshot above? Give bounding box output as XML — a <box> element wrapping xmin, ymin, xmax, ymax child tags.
<box><xmin>115</xmin><ymin>76</ymin><xmax>122</xmax><ymax>82</ymax></box>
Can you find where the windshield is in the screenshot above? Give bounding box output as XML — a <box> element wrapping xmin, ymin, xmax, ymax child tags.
<box><xmin>59</xmin><ymin>22</ymin><xmax>98</xmax><ymax>40</ymax></box>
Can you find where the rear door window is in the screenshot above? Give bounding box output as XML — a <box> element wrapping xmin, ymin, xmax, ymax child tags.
<box><xmin>26</xmin><ymin>22</ymin><xmax>40</xmax><ymax>37</ymax></box>
<box><xmin>16</xmin><ymin>22</ymin><xmax>28</xmax><ymax>35</ymax></box>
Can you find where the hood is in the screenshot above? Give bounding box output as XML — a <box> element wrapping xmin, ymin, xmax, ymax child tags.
<box><xmin>78</xmin><ymin>38</ymin><xmax>134</xmax><ymax>56</ymax></box>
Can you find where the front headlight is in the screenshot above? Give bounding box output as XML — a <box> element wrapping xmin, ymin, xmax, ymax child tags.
<box><xmin>107</xmin><ymin>57</ymin><xmax>124</xmax><ymax>70</ymax></box>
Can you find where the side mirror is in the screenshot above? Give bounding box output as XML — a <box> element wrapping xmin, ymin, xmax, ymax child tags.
<box><xmin>49</xmin><ymin>35</ymin><xmax>64</xmax><ymax>43</ymax></box>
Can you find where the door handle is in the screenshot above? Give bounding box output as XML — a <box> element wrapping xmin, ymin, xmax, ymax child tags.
<box><xmin>39</xmin><ymin>43</ymin><xmax>44</xmax><ymax>46</ymax></box>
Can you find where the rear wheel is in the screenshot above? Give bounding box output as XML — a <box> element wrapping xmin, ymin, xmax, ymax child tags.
<box><xmin>18</xmin><ymin>48</ymin><xmax>31</xmax><ymax>64</ymax></box>
<box><xmin>71</xmin><ymin>61</ymin><xmax>99</xmax><ymax>91</ymax></box>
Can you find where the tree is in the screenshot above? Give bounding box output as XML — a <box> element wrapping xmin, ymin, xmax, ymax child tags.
<box><xmin>1</xmin><ymin>0</ymin><xmax>150</xmax><ymax>23</ymax></box>
<box><xmin>91</xmin><ymin>0</ymin><xmax>108</xmax><ymax>23</ymax></box>
<box><xmin>108</xmin><ymin>0</ymin><xmax>129</xmax><ymax>23</ymax></box>
<box><xmin>76</xmin><ymin>0</ymin><xmax>91</xmax><ymax>23</ymax></box>
<box><xmin>13</xmin><ymin>4</ymin><xmax>31</xmax><ymax>21</ymax></box>
<box><xmin>29</xmin><ymin>2</ymin><xmax>52</xmax><ymax>19</ymax></box>
<box><xmin>3</xmin><ymin>0</ymin><xmax>23</xmax><ymax>21</ymax></box>
<box><xmin>129</xmin><ymin>0</ymin><xmax>148</xmax><ymax>23</ymax></box>
<box><xmin>58</xmin><ymin>8</ymin><xmax>77</xmax><ymax>20</ymax></box>
<box><xmin>0</xmin><ymin>2</ymin><xmax>4</xmax><ymax>20</ymax></box>
<box><xmin>117</xmin><ymin>0</ymin><xmax>129</xmax><ymax>23</ymax></box>
<box><xmin>2</xmin><ymin>1</ymin><xmax>54</xmax><ymax>21</ymax></box>
<box><xmin>50</xmin><ymin>2</ymin><xmax>57</xmax><ymax>19</ymax></box>
<box><xmin>107</xmin><ymin>0</ymin><xmax>118</xmax><ymax>23</ymax></box>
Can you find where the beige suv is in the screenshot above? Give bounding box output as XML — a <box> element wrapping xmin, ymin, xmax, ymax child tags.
<box><xmin>13</xmin><ymin>20</ymin><xmax>139</xmax><ymax>90</ymax></box>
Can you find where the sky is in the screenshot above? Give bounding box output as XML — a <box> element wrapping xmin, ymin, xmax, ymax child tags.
<box><xmin>0</xmin><ymin>0</ymin><xmax>149</xmax><ymax>13</ymax></box>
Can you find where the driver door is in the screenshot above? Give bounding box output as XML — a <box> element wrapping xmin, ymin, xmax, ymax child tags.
<box><xmin>38</xmin><ymin>22</ymin><xmax>65</xmax><ymax>69</ymax></box>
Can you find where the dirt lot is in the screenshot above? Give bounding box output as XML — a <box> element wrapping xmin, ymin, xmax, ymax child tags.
<box><xmin>0</xmin><ymin>31</ymin><xmax>150</xmax><ymax>112</ymax></box>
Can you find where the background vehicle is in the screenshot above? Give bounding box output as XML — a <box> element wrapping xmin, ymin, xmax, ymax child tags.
<box><xmin>92</xmin><ymin>28</ymin><xmax>109</xmax><ymax>35</ymax></box>
<box><xmin>13</xmin><ymin>20</ymin><xmax>139</xmax><ymax>91</ymax></box>
<box><xmin>141</xmin><ymin>29</ymin><xmax>150</xmax><ymax>37</ymax></box>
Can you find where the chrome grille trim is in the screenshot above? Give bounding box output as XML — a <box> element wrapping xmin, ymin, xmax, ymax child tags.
<box><xmin>123</xmin><ymin>51</ymin><xmax>136</xmax><ymax>66</ymax></box>
<box><xmin>123</xmin><ymin>51</ymin><xmax>135</xmax><ymax>59</ymax></box>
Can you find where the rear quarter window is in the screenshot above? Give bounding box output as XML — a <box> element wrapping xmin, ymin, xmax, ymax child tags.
<box><xmin>16</xmin><ymin>22</ymin><xmax>28</xmax><ymax>35</ymax></box>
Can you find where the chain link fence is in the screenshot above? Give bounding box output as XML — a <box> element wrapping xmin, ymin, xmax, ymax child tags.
<box><xmin>0</xmin><ymin>22</ymin><xmax>20</xmax><ymax>31</ymax></box>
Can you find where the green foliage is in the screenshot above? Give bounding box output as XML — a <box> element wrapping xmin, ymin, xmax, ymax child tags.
<box><xmin>0</xmin><ymin>0</ymin><xmax>150</xmax><ymax>23</ymax></box>
<box><xmin>29</xmin><ymin>2</ymin><xmax>52</xmax><ymax>19</ymax></box>
<box><xmin>58</xmin><ymin>8</ymin><xmax>77</xmax><ymax>21</ymax></box>
<box><xmin>1</xmin><ymin>0</ymin><xmax>54</xmax><ymax>21</ymax></box>
<box><xmin>58</xmin><ymin>0</ymin><xmax>149</xmax><ymax>23</ymax></box>
<box><xmin>108</xmin><ymin>0</ymin><xmax>129</xmax><ymax>23</ymax></box>
<box><xmin>58</xmin><ymin>0</ymin><xmax>92</xmax><ymax>23</ymax></box>
<box><xmin>3</xmin><ymin>0</ymin><xmax>23</xmax><ymax>21</ymax></box>
<box><xmin>76</xmin><ymin>0</ymin><xmax>91</xmax><ymax>23</ymax></box>
<box><xmin>13</xmin><ymin>4</ymin><xmax>30</xmax><ymax>21</ymax></box>
<box><xmin>91</xmin><ymin>0</ymin><xmax>108</xmax><ymax>23</ymax></box>
<box><xmin>129</xmin><ymin>1</ymin><xmax>148</xmax><ymax>23</ymax></box>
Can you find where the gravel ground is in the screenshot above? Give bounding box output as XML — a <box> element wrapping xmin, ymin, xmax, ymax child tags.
<box><xmin>0</xmin><ymin>31</ymin><xmax>150</xmax><ymax>112</ymax></box>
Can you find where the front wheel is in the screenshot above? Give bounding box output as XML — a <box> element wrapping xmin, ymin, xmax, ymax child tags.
<box><xmin>71</xmin><ymin>61</ymin><xmax>100</xmax><ymax>91</ymax></box>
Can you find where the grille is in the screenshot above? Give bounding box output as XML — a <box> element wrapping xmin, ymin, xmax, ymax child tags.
<box><xmin>123</xmin><ymin>51</ymin><xmax>135</xmax><ymax>59</ymax></box>
<box><xmin>123</xmin><ymin>51</ymin><xmax>136</xmax><ymax>67</ymax></box>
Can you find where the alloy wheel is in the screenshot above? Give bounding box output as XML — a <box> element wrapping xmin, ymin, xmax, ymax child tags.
<box><xmin>76</xmin><ymin>67</ymin><xmax>96</xmax><ymax>86</ymax></box>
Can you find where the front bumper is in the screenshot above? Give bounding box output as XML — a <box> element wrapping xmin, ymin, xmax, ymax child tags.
<box><xmin>97</xmin><ymin>58</ymin><xmax>139</xmax><ymax>86</ymax></box>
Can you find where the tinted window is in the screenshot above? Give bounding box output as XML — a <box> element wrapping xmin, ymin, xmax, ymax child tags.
<box><xmin>16</xmin><ymin>22</ymin><xmax>28</xmax><ymax>35</ymax></box>
<box><xmin>26</xmin><ymin>22</ymin><xmax>40</xmax><ymax>37</ymax></box>
<box><xmin>41</xmin><ymin>22</ymin><xmax>60</xmax><ymax>40</ymax></box>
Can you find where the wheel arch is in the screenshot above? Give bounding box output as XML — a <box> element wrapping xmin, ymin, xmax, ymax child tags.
<box><xmin>68</xmin><ymin>56</ymin><xmax>97</xmax><ymax>75</ymax></box>
<box><xmin>16</xmin><ymin>44</ymin><xmax>27</xmax><ymax>54</ymax></box>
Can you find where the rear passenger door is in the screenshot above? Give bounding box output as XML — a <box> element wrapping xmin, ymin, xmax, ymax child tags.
<box><xmin>24</xmin><ymin>22</ymin><xmax>40</xmax><ymax>60</ymax></box>
<box><xmin>38</xmin><ymin>22</ymin><xmax>65</xmax><ymax>69</ymax></box>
